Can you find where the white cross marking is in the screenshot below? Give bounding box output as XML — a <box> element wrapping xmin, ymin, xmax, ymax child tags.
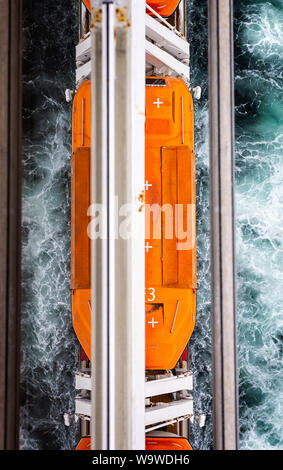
<box><xmin>148</xmin><ymin>317</ymin><xmax>158</xmax><ymax>328</ymax></box>
<box><xmin>145</xmin><ymin>181</ymin><xmax>152</xmax><ymax>190</ymax></box>
<box><xmin>145</xmin><ymin>242</ymin><xmax>153</xmax><ymax>253</ymax></box>
<box><xmin>153</xmin><ymin>98</ymin><xmax>164</xmax><ymax>109</ymax></box>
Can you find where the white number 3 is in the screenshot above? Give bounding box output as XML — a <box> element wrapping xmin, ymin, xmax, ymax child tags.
<box><xmin>148</xmin><ymin>288</ymin><xmax>155</xmax><ymax>302</ymax></box>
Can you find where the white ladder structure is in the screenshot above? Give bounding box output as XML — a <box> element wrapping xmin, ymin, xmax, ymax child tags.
<box><xmin>75</xmin><ymin>2</ymin><xmax>190</xmax><ymax>87</ymax></box>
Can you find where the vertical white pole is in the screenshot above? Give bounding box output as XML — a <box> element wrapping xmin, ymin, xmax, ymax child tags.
<box><xmin>114</xmin><ymin>0</ymin><xmax>146</xmax><ymax>450</ymax></box>
<box><xmin>91</xmin><ymin>0</ymin><xmax>145</xmax><ymax>450</ymax></box>
<box><xmin>208</xmin><ymin>0</ymin><xmax>239</xmax><ymax>450</ymax></box>
<box><xmin>90</xmin><ymin>0</ymin><xmax>116</xmax><ymax>450</ymax></box>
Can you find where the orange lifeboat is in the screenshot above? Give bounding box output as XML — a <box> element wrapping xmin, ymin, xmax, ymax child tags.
<box><xmin>71</xmin><ymin>80</ymin><xmax>91</xmax><ymax>359</ymax></box>
<box><xmin>145</xmin><ymin>76</ymin><xmax>196</xmax><ymax>370</ymax></box>
<box><xmin>83</xmin><ymin>0</ymin><xmax>180</xmax><ymax>18</ymax></box>
<box><xmin>82</xmin><ymin>0</ymin><xmax>91</xmax><ymax>11</ymax></box>
<box><xmin>71</xmin><ymin>77</ymin><xmax>196</xmax><ymax>369</ymax></box>
<box><xmin>146</xmin><ymin>431</ymin><xmax>192</xmax><ymax>450</ymax></box>
<box><xmin>76</xmin><ymin>437</ymin><xmax>91</xmax><ymax>450</ymax></box>
<box><xmin>76</xmin><ymin>433</ymin><xmax>192</xmax><ymax>450</ymax></box>
<box><xmin>147</xmin><ymin>0</ymin><xmax>181</xmax><ymax>17</ymax></box>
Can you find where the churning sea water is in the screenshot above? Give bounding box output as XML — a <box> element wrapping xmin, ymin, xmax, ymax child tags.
<box><xmin>20</xmin><ymin>0</ymin><xmax>282</xmax><ymax>450</ymax></box>
<box><xmin>187</xmin><ymin>0</ymin><xmax>283</xmax><ymax>450</ymax></box>
<box><xmin>234</xmin><ymin>0</ymin><xmax>283</xmax><ymax>450</ymax></box>
<box><xmin>21</xmin><ymin>0</ymin><xmax>79</xmax><ymax>450</ymax></box>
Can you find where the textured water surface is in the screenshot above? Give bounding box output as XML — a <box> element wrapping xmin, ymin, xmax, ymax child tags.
<box><xmin>186</xmin><ymin>0</ymin><xmax>212</xmax><ymax>451</ymax></box>
<box><xmin>21</xmin><ymin>0</ymin><xmax>79</xmax><ymax>450</ymax></box>
<box><xmin>20</xmin><ymin>0</ymin><xmax>282</xmax><ymax>450</ymax></box>
<box><xmin>187</xmin><ymin>0</ymin><xmax>283</xmax><ymax>450</ymax></box>
<box><xmin>234</xmin><ymin>0</ymin><xmax>283</xmax><ymax>450</ymax></box>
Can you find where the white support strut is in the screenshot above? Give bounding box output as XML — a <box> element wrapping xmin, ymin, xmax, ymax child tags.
<box><xmin>76</xmin><ymin>397</ymin><xmax>194</xmax><ymax>428</ymax></box>
<box><xmin>91</xmin><ymin>0</ymin><xmax>116</xmax><ymax>451</ymax></box>
<box><xmin>90</xmin><ymin>0</ymin><xmax>145</xmax><ymax>450</ymax></box>
<box><xmin>145</xmin><ymin>14</ymin><xmax>189</xmax><ymax>61</ymax></box>
<box><xmin>145</xmin><ymin>40</ymin><xmax>190</xmax><ymax>84</ymax></box>
<box><xmin>145</xmin><ymin>398</ymin><xmax>193</xmax><ymax>427</ymax></box>
<box><xmin>75</xmin><ymin>371</ymin><xmax>193</xmax><ymax>395</ymax></box>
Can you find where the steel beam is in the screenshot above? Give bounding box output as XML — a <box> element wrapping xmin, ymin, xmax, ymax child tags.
<box><xmin>208</xmin><ymin>0</ymin><xmax>239</xmax><ymax>450</ymax></box>
<box><xmin>145</xmin><ymin>15</ymin><xmax>189</xmax><ymax>60</ymax></box>
<box><xmin>76</xmin><ymin>60</ymin><xmax>91</xmax><ymax>86</ymax></box>
<box><xmin>76</xmin><ymin>397</ymin><xmax>194</xmax><ymax>428</ymax></box>
<box><xmin>76</xmin><ymin>14</ymin><xmax>190</xmax><ymax>87</ymax></box>
<box><xmin>145</xmin><ymin>374</ymin><xmax>193</xmax><ymax>397</ymax></box>
<box><xmin>145</xmin><ymin>399</ymin><xmax>193</xmax><ymax>427</ymax></box>
<box><xmin>0</xmin><ymin>0</ymin><xmax>22</xmax><ymax>450</ymax></box>
<box><xmin>75</xmin><ymin>371</ymin><xmax>193</xmax><ymax>395</ymax></box>
<box><xmin>91</xmin><ymin>0</ymin><xmax>116</xmax><ymax>450</ymax></box>
<box><xmin>145</xmin><ymin>40</ymin><xmax>190</xmax><ymax>84</ymax></box>
<box><xmin>90</xmin><ymin>0</ymin><xmax>145</xmax><ymax>450</ymax></box>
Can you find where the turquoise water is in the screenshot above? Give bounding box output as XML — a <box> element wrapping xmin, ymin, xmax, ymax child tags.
<box><xmin>20</xmin><ymin>0</ymin><xmax>282</xmax><ymax>449</ymax></box>
<box><xmin>187</xmin><ymin>0</ymin><xmax>283</xmax><ymax>450</ymax></box>
<box><xmin>234</xmin><ymin>0</ymin><xmax>283</xmax><ymax>450</ymax></box>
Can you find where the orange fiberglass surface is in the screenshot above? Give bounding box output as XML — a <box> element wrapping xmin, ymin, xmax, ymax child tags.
<box><xmin>76</xmin><ymin>435</ymin><xmax>192</xmax><ymax>451</ymax></box>
<box><xmin>83</xmin><ymin>0</ymin><xmax>180</xmax><ymax>18</ymax></box>
<box><xmin>82</xmin><ymin>0</ymin><xmax>91</xmax><ymax>10</ymax></box>
<box><xmin>71</xmin><ymin>77</ymin><xmax>196</xmax><ymax>369</ymax></box>
<box><xmin>71</xmin><ymin>80</ymin><xmax>91</xmax><ymax>359</ymax></box>
<box><xmin>147</xmin><ymin>0</ymin><xmax>181</xmax><ymax>17</ymax></box>
<box><xmin>145</xmin><ymin>76</ymin><xmax>196</xmax><ymax>369</ymax></box>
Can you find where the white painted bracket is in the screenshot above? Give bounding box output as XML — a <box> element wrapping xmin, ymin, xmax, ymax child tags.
<box><xmin>76</xmin><ymin>16</ymin><xmax>189</xmax><ymax>66</ymax></box>
<box><xmin>75</xmin><ymin>398</ymin><xmax>91</xmax><ymax>419</ymax></box>
<box><xmin>75</xmin><ymin>370</ymin><xmax>193</xmax><ymax>396</ymax></box>
<box><xmin>146</xmin><ymin>40</ymin><xmax>190</xmax><ymax>84</ymax></box>
<box><xmin>75</xmin><ymin>370</ymin><xmax>92</xmax><ymax>391</ymax></box>
<box><xmin>75</xmin><ymin>370</ymin><xmax>194</xmax><ymax>427</ymax></box>
<box><xmin>76</xmin><ymin>34</ymin><xmax>91</xmax><ymax>67</ymax></box>
<box><xmin>75</xmin><ymin>396</ymin><xmax>193</xmax><ymax>427</ymax></box>
<box><xmin>145</xmin><ymin>398</ymin><xmax>193</xmax><ymax>427</ymax></box>
<box><xmin>76</xmin><ymin>60</ymin><xmax>91</xmax><ymax>86</ymax></box>
<box><xmin>75</xmin><ymin>12</ymin><xmax>190</xmax><ymax>87</ymax></box>
<box><xmin>145</xmin><ymin>14</ymin><xmax>189</xmax><ymax>61</ymax></box>
<box><xmin>145</xmin><ymin>373</ymin><xmax>193</xmax><ymax>397</ymax></box>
